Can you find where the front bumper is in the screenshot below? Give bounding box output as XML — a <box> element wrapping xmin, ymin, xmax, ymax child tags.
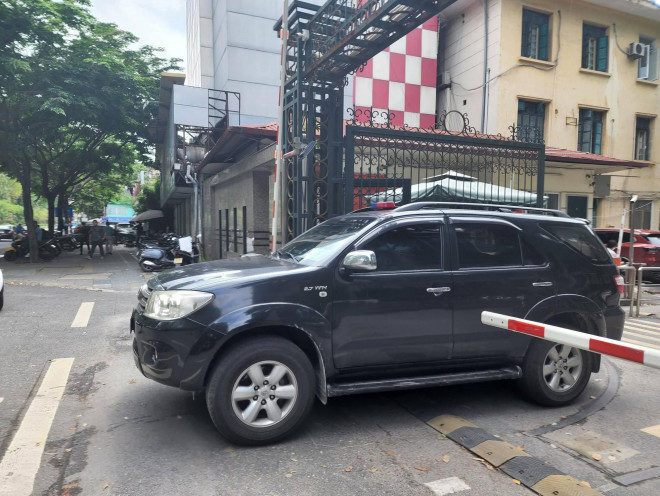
<box><xmin>131</xmin><ymin>310</ymin><xmax>213</xmax><ymax>391</ymax></box>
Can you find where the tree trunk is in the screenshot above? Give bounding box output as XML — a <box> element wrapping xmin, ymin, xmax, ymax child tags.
<box><xmin>47</xmin><ymin>194</ymin><xmax>55</xmax><ymax>235</ymax></box>
<box><xmin>58</xmin><ymin>194</ymin><xmax>67</xmax><ymax>233</ymax></box>
<box><xmin>20</xmin><ymin>163</ymin><xmax>38</xmax><ymax>262</ymax></box>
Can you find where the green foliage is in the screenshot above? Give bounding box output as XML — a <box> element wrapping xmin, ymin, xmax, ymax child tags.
<box><xmin>134</xmin><ymin>176</ymin><xmax>161</xmax><ymax>213</ymax></box>
<box><xmin>0</xmin><ymin>0</ymin><xmax>181</xmax><ymax>250</ymax></box>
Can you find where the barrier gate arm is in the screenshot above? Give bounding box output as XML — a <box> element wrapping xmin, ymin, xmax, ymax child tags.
<box><xmin>481</xmin><ymin>311</ymin><xmax>660</xmax><ymax>370</ymax></box>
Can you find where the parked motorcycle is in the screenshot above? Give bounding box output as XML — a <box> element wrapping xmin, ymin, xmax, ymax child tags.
<box><xmin>138</xmin><ymin>235</ymin><xmax>198</xmax><ymax>272</ymax></box>
<box><xmin>3</xmin><ymin>234</ymin><xmax>59</xmax><ymax>261</ymax></box>
<box><xmin>54</xmin><ymin>234</ymin><xmax>80</xmax><ymax>252</ymax></box>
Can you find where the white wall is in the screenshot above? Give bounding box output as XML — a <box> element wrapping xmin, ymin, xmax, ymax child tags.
<box><xmin>438</xmin><ymin>0</ymin><xmax>502</xmax><ymax>133</ymax></box>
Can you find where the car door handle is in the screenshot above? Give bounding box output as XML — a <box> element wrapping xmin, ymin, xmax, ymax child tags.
<box><xmin>532</xmin><ymin>282</ymin><xmax>553</xmax><ymax>287</ymax></box>
<box><xmin>427</xmin><ymin>287</ymin><xmax>451</xmax><ymax>296</ymax></box>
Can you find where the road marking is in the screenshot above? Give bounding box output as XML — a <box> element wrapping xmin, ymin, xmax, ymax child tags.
<box><xmin>641</xmin><ymin>424</ymin><xmax>660</xmax><ymax>438</ymax></box>
<box><xmin>624</xmin><ymin>324</ymin><xmax>660</xmax><ymax>336</ymax></box>
<box><xmin>424</xmin><ymin>477</ymin><xmax>470</xmax><ymax>495</ymax></box>
<box><xmin>71</xmin><ymin>302</ymin><xmax>94</xmax><ymax>328</ymax></box>
<box><xmin>626</xmin><ymin>319</ymin><xmax>660</xmax><ymax>330</ymax></box>
<box><xmin>0</xmin><ymin>397</ymin><xmax>3</xmax><ymax>404</ymax></box>
<box><xmin>624</xmin><ymin>331</ymin><xmax>660</xmax><ymax>343</ymax></box>
<box><xmin>0</xmin><ymin>358</ymin><xmax>74</xmax><ymax>496</ymax></box>
<box><xmin>621</xmin><ymin>337</ymin><xmax>660</xmax><ymax>351</ymax></box>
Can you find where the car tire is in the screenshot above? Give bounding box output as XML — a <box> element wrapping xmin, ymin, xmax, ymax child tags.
<box><xmin>0</xmin><ymin>288</ymin><xmax>4</xmax><ymax>311</ymax></box>
<box><xmin>518</xmin><ymin>337</ymin><xmax>592</xmax><ymax>407</ymax></box>
<box><xmin>206</xmin><ymin>337</ymin><xmax>315</xmax><ymax>446</ymax></box>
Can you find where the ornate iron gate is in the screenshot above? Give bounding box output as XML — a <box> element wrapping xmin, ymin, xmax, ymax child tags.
<box><xmin>344</xmin><ymin>110</ymin><xmax>545</xmax><ymax>212</ymax></box>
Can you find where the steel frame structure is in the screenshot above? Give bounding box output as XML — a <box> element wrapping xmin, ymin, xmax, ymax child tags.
<box><xmin>276</xmin><ymin>0</ymin><xmax>544</xmax><ymax>241</ymax></box>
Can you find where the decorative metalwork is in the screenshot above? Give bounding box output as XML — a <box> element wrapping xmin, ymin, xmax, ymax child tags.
<box><xmin>305</xmin><ymin>0</ymin><xmax>453</xmax><ymax>81</ymax></box>
<box><xmin>510</xmin><ymin>124</ymin><xmax>545</xmax><ymax>145</ymax></box>
<box><xmin>344</xmin><ymin>117</ymin><xmax>546</xmax><ymax>211</ymax></box>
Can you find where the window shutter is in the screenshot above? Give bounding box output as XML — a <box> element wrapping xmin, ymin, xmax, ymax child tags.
<box><xmin>521</xmin><ymin>14</ymin><xmax>530</xmax><ymax>57</ymax></box>
<box><xmin>578</xmin><ymin>110</ymin><xmax>592</xmax><ymax>152</ymax></box>
<box><xmin>581</xmin><ymin>26</ymin><xmax>590</xmax><ymax>68</ymax></box>
<box><xmin>597</xmin><ymin>35</ymin><xmax>608</xmax><ymax>71</ymax></box>
<box><xmin>593</xmin><ymin>115</ymin><xmax>603</xmax><ymax>155</ymax></box>
<box><xmin>539</xmin><ymin>22</ymin><xmax>548</xmax><ymax>60</ymax></box>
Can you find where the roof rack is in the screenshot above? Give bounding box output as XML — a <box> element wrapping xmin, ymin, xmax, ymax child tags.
<box><xmin>393</xmin><ymin>202</ymin><xmax>570</xmax><ymax>218</ymax></box>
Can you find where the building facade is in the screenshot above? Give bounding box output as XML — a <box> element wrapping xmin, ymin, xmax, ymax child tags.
<box><xmin>438</xmin><ymin>0</ymin><xmax>660</xmax><ymax>227</ymax></box>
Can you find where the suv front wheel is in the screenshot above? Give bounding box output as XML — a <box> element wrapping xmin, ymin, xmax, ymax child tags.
<box><xmin>518</xmin><ymin>338</ymin><xmax>592</xmax><ymax>406</ymax></box>
<box><xmin>206</xmin><ymin>337</ymin><xmax>315</xmax><ymax>445</ymax></box>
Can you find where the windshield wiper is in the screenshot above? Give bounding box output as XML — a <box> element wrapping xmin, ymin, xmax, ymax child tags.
<box><xmin>274</xmin><ymin>250</ymin><xmax>299</xmax><ymax>262</ymax></box>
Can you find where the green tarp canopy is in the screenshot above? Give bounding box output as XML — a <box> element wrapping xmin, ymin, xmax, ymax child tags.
<box><xmin>365</xmin><ymin>173</ymin><xmax>542</xmax><ymax>206</ymax></box>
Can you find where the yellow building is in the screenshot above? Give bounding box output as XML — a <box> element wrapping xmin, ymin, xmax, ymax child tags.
<box><xmin>438</xmin><ymin>0</ymin><xmax>660</xmax><ymax>227</ymax></box>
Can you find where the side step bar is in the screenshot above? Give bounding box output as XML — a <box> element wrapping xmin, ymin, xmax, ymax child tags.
<box><xmin>327</xmin><ymin>366</ymin><xmax>522</xmax><ymax>397</ymax></box>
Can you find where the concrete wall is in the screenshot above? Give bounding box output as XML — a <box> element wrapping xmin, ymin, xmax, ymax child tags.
<box><xmin>187</xmin><ymin>0</ymin><xmax>214</xmax><ymax>88</ymax></box>
<box><xmin>438</xmin><ymin>0</ymin><xmax>502</xmax><ymax>133</ymax></box>
<box><xmin>202</xmin><ymin>144</ymin><xmax>276</xmax><ymax>259</ymax></box>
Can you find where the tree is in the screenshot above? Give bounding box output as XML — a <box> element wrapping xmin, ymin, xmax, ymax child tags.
<box><xmin>0</xmin><ymin>0</ymin><xmax>179</xmax><ymax>260</ymax></box>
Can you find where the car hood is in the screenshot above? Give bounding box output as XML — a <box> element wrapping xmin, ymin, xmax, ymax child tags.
<box><xmin>148</xmin><ymin>255</ymin><xmax>314</xmax><ymax>291</ymax></box>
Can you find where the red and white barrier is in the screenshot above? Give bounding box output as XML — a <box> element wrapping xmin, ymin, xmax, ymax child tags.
<box><xmin>481</xmin><ymin>311</ymin><xmax>660</xmax><ymax>370</ymax></box>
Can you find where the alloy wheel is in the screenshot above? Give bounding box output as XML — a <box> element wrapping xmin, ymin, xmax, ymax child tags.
<box><xmin>542</xmin><ymin>344</ymin><xmax>583</xmax><ymax>392</ymax></box>
<box><xmin>231</xmin><ymin>361</ymin><xmax>298</xmax><ymax>427</ymax></box>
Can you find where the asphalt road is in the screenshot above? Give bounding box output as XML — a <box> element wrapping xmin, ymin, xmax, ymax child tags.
<box><xmin>1</xmin><ymin>243</ymin><xmax>660</xmax><ymax>495</ymax></box>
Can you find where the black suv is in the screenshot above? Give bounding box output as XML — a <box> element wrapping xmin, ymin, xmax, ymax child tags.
<box><xmin>131</xmin><ymin>202</ymin><xmax>624</xmax><ymax>445</ymax></box>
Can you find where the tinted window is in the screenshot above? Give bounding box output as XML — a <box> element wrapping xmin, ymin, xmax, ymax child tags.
<box><xmin>363</xmin><ymin>224</ymin><xmax>441</xmax><ymax>272</ymax></box>
<box><xmin>455</xmin><ymin>224</ymin><xmax>523</xmax><ymax>268</ymax></box>
<box><xmin>544</xmin><ymin>224</ymin><xmax>611</xmax><ymax>263</ymax></box>
<box><xmin>522</xmin><ymin>238</ymin><xmax>545</xmax><ymax>266</ymax></box>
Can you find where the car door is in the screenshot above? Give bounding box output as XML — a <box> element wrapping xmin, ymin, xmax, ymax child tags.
<box><xmin>449</xmin><ymin>218</ymin><xmax>555</xmax><ymax>359</ymax></box>
<box><xmin>332</xmin><ymin>219</ymin><xmax>453</xmax><ymax>369</ymax></box>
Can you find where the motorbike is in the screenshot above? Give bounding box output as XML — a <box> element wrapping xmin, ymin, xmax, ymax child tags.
<box><xmin>138</xmin><ymin>235</ymin><xmax>198</xmax><ymax>272</ymax></box>
<box><xmin>3</xmin><ymin>234</ymin><xmax>59</xmax><ymax>261</ymax></box>
<box><xmin>54</xmin><ymin>234</ymin><xmax>80</xmax><ymax>252</ymax></box>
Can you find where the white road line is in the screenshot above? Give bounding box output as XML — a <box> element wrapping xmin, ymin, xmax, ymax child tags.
<box><xmin>0</xmin><ymin>358</ymin><xmax>74</xmax><ymax>496</ymax></box>
<box><xmin>623</xmin><ymin>337</ymin><xmax>660</xmax><ymax>351</ymax></box>
<box><xmin>625</xmin><ymin>320</ymin><xmax>660</xmax><ymax>330</ymax></box>
<box><xmin>624</xmin><ymin>328</ymin><xmax>660</xmax><ymax>341</ymax></box>
<box><xmin>424</xmin><ymin>477</ymin><xmax>471</xmax><ymax>496</ymax></box>
<box><xmin>71</xmin><ymin>302</ymin><xmax>94</xmax><ymax>328</ymax></box>
<box><xmin>625</xmin><ymin>326</ymin><xmax>660</xmax><ymax>337</ymax></box>
<box><xmin>0</xmin><ymin>397</ymin><xmax>3</xmax><ymax>404</ymax></box>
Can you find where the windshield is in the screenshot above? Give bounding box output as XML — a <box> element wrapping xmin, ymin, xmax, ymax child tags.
<box><xmin>274</xmin><ymin>216</ymin><xmax>378</xmax><ymax>266</ymax></box>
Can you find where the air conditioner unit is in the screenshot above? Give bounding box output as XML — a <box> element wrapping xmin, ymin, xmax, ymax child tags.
<box><xmin>173</xmin><ymin>162</ymin><xmax>182</xmax><ymax>172</ymax></box>
<box><xmin>628</xmin><ymin>42</ymin><xmax>648</xmax><ymax>59</ymax></box>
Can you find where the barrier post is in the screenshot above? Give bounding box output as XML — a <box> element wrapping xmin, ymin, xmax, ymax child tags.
<box><xmin>481</xmin><ymin>311</ymin><xmax>660</xmax><ymax>369</ymax></box>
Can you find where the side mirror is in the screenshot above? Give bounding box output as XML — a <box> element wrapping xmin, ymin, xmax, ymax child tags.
<box><xmin>342</xmin><ymin>250</ymin><xmax>377</xmax><ymax>272</ymax></box>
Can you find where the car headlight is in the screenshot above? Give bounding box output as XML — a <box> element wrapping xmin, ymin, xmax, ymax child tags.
<box><xmin>143</xmin><ymin>290</ymin><xmax>214</xmax><ymax>321</ymax></box>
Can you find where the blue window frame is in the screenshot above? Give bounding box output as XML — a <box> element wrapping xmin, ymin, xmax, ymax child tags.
<box><xmin>522</xmin><ymin>9</ymin><xmax>550</xmax><ymax>61</ymax></box>
<box><xmin>517</xmin><ymin>100</ymin><xmax>546</xmax><ymax>142</ymax></box>
<box><xmin>578</xmin><ymin>109</ymin><xmax>603</xmax><ymax>155</ymax></box>
<box><xmin>582</xmin><ymin>24</ymin><xmax>608</xmax><ymax>72</ymax></box>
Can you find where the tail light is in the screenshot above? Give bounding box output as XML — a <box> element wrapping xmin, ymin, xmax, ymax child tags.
<box><xmin>613</xmin><ymin>275</ymin><xmax>624</xmax><ymax>294</ymax></box>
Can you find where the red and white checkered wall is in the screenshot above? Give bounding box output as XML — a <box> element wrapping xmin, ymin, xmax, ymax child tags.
<box><xmin>353</xmin><ymin>16</ymin><xmax>438</xmax><ymax>128</ymax></box>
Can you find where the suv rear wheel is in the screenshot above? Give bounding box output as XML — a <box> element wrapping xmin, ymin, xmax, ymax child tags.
<box><xmin>206</xmin><ymin>337</ymin><xmax>315</xmax><ymax>445</ymax></box>
<box><xmin>518</xmin><ymin>338</ymin><xmax>592</xmax><ymax>406</ymax></box>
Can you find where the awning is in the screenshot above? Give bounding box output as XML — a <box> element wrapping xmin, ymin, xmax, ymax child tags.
<box><xmin>130</xmin><ymin>210</ymin><xmax>164</xmax><ymax>222</ymax></box>
<box><xmin>366</xmin><ymin>174</ymin><xmax>542</xmax><ymax>206</ymax></box>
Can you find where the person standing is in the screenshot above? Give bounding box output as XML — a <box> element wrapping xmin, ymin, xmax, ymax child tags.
<box><xmin>33</xmin><ymin>221</ymin><xmax>43</xmax><ymax>243</ymax></box>
<box><xmin>104</xmin><ymin>222</ymin><xmax>115</xmax><ymax>254</ymax></box>
<box><xmin>87</xmin><ymin>220</ymin><xmax>105</xmax><ymax>259</ymax></box>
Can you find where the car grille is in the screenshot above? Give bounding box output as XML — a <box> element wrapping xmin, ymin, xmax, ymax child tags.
<box><xmin>137</xmin><ymin>284</ymin><xmax>151</xmax><ymax>313</ymax></box>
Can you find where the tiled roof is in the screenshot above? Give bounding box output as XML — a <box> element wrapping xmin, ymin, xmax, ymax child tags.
<box><xmin>545</xmin><ymin>147</ymin><xmax>647</xmax><ymax>168</ymax></box>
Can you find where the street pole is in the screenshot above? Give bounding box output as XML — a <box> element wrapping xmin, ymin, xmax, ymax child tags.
<box><xmin>271</xmin><ymin>0</ymin><xmax>288</xmax><ymax>253</ymax></box>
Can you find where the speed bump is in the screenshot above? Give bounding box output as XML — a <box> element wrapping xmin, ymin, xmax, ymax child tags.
<box><xmin>427</xmin><ymin>415</ymin><xmax>603</xmax><ymax>496</ymax></box>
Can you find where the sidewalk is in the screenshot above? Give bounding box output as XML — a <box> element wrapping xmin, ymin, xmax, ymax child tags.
<box><xmin>0</xmin><ymin>243</ymin><xmax>149</xmax><ymax>294</ymax></box>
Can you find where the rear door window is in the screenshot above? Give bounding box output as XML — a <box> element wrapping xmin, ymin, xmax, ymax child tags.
<box><xmin>454</xmin><ymin>223</ymin><xmax>523</xmax><ymax>268</ymax></box>
<box><xmin>544</xmin><ymin>224</ymin><xmax>611</xmax><ymax>263</ymax></box>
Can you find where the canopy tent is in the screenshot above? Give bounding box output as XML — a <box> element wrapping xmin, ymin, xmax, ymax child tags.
<box><xmin>365</xmin><ymin>172</ymin><xmax>543</xmax><ymax>206</ymax></box>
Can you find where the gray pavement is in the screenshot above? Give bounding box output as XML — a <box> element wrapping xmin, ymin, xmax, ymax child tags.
<box><xmin>2</xmin><ymin>242</ymin><xmax>660</xmax><ymax>495</ymax></box>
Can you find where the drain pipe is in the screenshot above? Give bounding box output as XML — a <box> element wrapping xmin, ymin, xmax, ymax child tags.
<box><xmin>185</xmin><ymin>164</ymin><xmax>200</xmax><ymax>250</ymax></box>
<box><xmin>481</xmin><ymin>0</ymin><xmax>489</xmax><ymax>133</ymax></box>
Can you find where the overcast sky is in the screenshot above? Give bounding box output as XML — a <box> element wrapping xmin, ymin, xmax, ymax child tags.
<box><xmin>90</xmin><ymin>0</ymin><xmax>187</xmax><ymax>70</ymax></box>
